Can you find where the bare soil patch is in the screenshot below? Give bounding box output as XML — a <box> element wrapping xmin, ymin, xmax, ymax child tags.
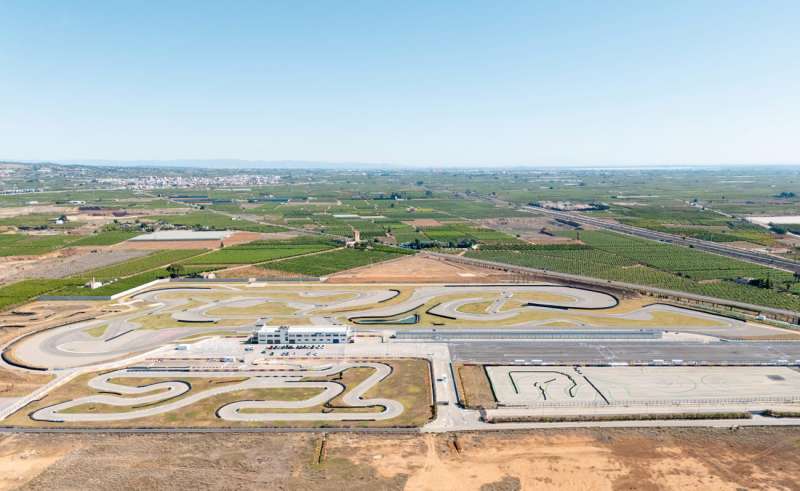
<box><xmin>327</xmin><ymin>254</ymin><xmax>514</xmax><ymax>283</ymax></box>
<box><xmin>403</xmin><ymin>219</ymin><xmax>443</xmax><ymax>228</ymax></box>
<box><xmin>4</xmin><ymin>427</ymin><xmax>800</xmax><ymax>490</ymax></box>
<box><xmin>0</xmin><ymin>368</ymin><xmax>53</xmax><ymax>397</ymax></box>
<box><xmin>0</xmin><ymin>247</ymin><xmax>149</xmax><ymax>283</ymax></box>
<box><xmin>725</xmin><ymin>240</ymin><xmax>771</xmax><ymax>251</ymax></box>
<box><xmin>215</xmin><ymin>265</ymin><xmax>308</xmax><ymax>279</ymax></box>
<box><xmin>478</xmin><ymin>217</ymin><xmax>579</xmax><ymax>244</ymax></box>
<box><xmin>455</xmin><ymin>364</ymin><xmax>496</xmax><ymax>409</ymax></box>
<box><xmin>0</xmin><ymin>206</ymin><xmax>76</xmax><ymax>219</ymax></box>
<box><xmin>121</xmin><ymin>239</ymin><xmax>222</xmax><ymax>250</ymax></box>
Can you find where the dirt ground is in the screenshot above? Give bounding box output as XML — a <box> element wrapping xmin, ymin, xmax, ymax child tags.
<box><xmin>403</xmin><ymin>219</ymin><xmax>443</xmax><ymax>228</ymax></box>
<box><xmin>0</xmin><ymin>247</ymin><xmax>149</xmax><ymax>284</ymax></box>
<box><xmin>477</xmin><ymin>217</ymin><xmax>578</xmax><ymax>244</ymax></box>
<box><xmin>120</xmin><ymin>239</ymin><xmax>223</xmax><ymax>250</ymax></box>
<box><xmin>0</xmin><ymin>367</ymin><xmax>53</xmax><ymax>397</ymax></box>
<box><xmin>215</xmin><ymin>265</ymin><xmax>309</xmax><ymax>279</ymax></box>
<box><xmin>2</xmin><ymin>427</ymin><xmax>800</xmax><ymax>490</ymax></box>
<box><xmin>327</xmin><ymin>254</ymin><xmax>515</xmax><ymax>283</ymax></box>
<box><xmin>0</xmin><ymin>206</ymin><xmax>77</xmax><ymax>219</ymax></box>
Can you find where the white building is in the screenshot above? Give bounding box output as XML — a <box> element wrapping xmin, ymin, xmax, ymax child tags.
<box><xmin>253</xmin><ymin>323</ymin><xmax>352</xmax><ymax>345</ymax></box>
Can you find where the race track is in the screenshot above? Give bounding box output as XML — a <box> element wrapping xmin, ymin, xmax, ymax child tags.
<box><xmin>8</xmin><ymin>282</ymin><xmax>765</xmax><ymax>370</ymax></box>
<box><xmin>31</xmin><ymin>362</ymin><xmax>402</xmax><ymax>423</ymax></box>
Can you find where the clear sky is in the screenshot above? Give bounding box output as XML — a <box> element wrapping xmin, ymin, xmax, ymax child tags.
<box><xmin>1</xmin><ymin>1</ymin><xmax>798</xmax><ymax>167</ymax></box>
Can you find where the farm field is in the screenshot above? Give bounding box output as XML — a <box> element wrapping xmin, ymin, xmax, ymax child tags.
<box><xmin>78</xmin><ymin>249</ymin><xmax>205</xmax><ymax>280</ymax></box>
<box><xmin>598</xmin><ymin>204</ymin><xmax>777</xmax><ymax>245</ymax></box>
<box><xmin>0</xmin><ymin>234</ymin><xmax>80</xmax><ymax>257</ymax></box>
<box><xmin>67</xmin><ymin>230</ymin><xmax>141</xmax><ymax>246</ymax></box>
<box><xmin>468</xmin><ymin>231</ymin><xmax>800</xmax><ymax>311</ymax></box>
<box><xmin>0</xmin><ymin>279</ymin><xmax>80</xmax><ymax>310</ymax></box>
<box><xmin>147</xmin><ymin>211</ymin><xmax>286</xmax><ymax>233</ymax></box>
<box><xmin>183</xmin><ymin>242</ymin><xmax>335</xmax><ymax>266</ymax></box>
<box><xmin>264</xmin><ymin>247</ymin><xmax>413</xmax><ymax>276</ymax></box>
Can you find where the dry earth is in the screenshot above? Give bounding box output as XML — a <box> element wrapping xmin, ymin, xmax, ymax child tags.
<box><xmin>2</xmin><ymin>428</ymin><xmax>800</xmax><ymax>490</ymax></box>
<box><xmin>403</xmin><ymin>219</ymin><xmax>443</xmax><ymax>228</ymax></box>
<box><xmin>0</xmin><ymin>206</ymin><xmax>77</xmax><ymax>219</ymax></box>
<box><xmin>0</xmin><ymin>248</ymin><xmax>150</xmax><ymax>284</ymax></box>
<box><xmin>327</xmin><ymin>254</ymin><xmax>514</xmax><ymax>283</ymax></box>
<box><xmin>477</xmin><ymin>217</ymin><xmax>578</xmax><ymax>244</ymax></box>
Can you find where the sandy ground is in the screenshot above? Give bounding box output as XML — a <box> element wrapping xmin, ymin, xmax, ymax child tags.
<box><xmin>3</xmin><ymin>427</ymin><xmax>800</xmax><ymax>490</ymax></box>
<box><xmin>327</xmin><ymin>254</ymin><xmax>515</xmax><ymax>283</ymax></box>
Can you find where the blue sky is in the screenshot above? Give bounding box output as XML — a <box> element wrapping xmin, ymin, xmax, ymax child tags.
<box><xmin>1</xmin><ymin>1</ymin><xmax>798</xmax><ymax>166</ymax></box>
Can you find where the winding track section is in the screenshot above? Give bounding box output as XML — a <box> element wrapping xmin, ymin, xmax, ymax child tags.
<box><xmin>31</xmin><ymin>362</ymin><xmax>401</xmax><ymax>423</ymax></box>
<box><xmin>8</xmin><ymin>283</ymin><xmax>757</xmax><ymax>370</ymax></box>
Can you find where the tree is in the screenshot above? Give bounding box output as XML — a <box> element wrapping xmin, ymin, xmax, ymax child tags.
<box><xmin>166</xmin><ymin>263</ymin><xmax>185</xmax><ymax>278</ymax></box>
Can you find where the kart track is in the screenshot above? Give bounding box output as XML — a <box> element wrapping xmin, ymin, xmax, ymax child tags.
<box><xmin>486</xmin><ymin>366</ymin><xmax>800</xmax><ymax>407</ymax></box>
<box><xmin>30</xmin><ymin>362</ymin><xmax>402</xmax><ymax>423</ymax></box>
<box><xmin>7</xmin><ymin>282</ymin><xmax>779</xmax><ymax>370</ymax></box>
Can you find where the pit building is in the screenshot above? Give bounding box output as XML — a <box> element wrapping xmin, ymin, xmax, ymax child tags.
<box><xmin>253</xmin><ymin>322</ymin><xmax>352</xmax><ymax>344</ymax></box>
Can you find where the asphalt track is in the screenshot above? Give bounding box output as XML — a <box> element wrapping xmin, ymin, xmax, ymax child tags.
<box><xmin>449</xmin><ymin>340</ymin><xmax>800</xmax><ymax>365</ymax></box>
<box><xmin>14</xmin><ymin>283</ymin><xmax>752</xmax><ymax>370</ymax></box>
<box><xmin>31</xmin><ymin>362</ymin><xmax>401</xmax><ymax>423</ymax></box>
<box><xmin>10</xmin><ymin>286</ymin><xmax>401</xmax><ymax>368</ymax></box>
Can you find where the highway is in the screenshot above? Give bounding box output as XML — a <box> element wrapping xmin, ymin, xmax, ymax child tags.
<box><xmin>524</xmin><ymin>206</ymin><xmax>800</xmax><ymax>274</ymax></box>
<box><xmin>448</xmin><ymin>340</ymin><xmax>800</xmax><ymax>365</ymax></box>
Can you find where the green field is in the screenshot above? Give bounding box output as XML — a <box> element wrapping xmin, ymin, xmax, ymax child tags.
<box><xmin>0</xmin><ymin>213</ymin><xmax>82</xmax><ymax>230</ymax></box>
<box><xmin>184</xmin><ymin>243</ymin><xmax>334</xmax><ymax>265</ymax></box>
<box><xmin>420</xmin><ymin>223</ymin><xmax>518</xmax><ymax>244</ymax></box>
<box><xmin>0</xmin><ymin>279</ymin><xmax>81</xmax><ymax>310</ymax></box>
<box><xmin>0</xmin><ymin>234</ymin><xmax>79</xmax><ymax>257</ymax></box>
<box><xmin>67</xmin><ymin>230</ymin><xmax>141</xmax><ymax>246</ymax></box>
<box><xmin>468</xmin><ymin>232</ymin><xmax>800</xmax><ymax>311</ymax></box>
<box><xmin>54</xmin><ymin>269</ymin><xmax>171</xmax><ymax>297</ymax></box>
<box><xmin>80</xmin><ymin>249</ymin><xmax>206</xmax><ymax>280</ymax></box>
<box><xmin>263</xmin><ymin>247</ymin><xmax>412</xmax><ymax>276</ymax></box>
<box><xmin>148</xmin><ymin>212</ymin><xmax>285</xmax><ymax>233</ymax></box>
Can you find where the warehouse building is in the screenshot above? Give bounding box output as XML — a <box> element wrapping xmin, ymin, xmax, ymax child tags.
<box><xmin>253</xmin><ymin>322</ymin><xmax>352</xmax><ymax>344</ymax></box>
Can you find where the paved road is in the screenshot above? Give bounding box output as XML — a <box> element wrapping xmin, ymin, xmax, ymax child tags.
<box><xmin>448</xmin><ymin>340</ymin><xmax>800</xmax><ymax>365</ymax></box>
<box><xmin>526</xmin><ymin>206</ymin><xmax>800</xmax><ymax>274</ymax></box>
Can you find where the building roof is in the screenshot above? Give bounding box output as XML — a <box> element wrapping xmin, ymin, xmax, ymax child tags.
<box><xmin>130</xmin><ymin>230</ymin><xmax>234</xmax><ymax>241</ymax></box>
<box><xmin>256</xmin><ymin>325</ymin><xmax>350</xmax><ymax>334</ymax></box>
